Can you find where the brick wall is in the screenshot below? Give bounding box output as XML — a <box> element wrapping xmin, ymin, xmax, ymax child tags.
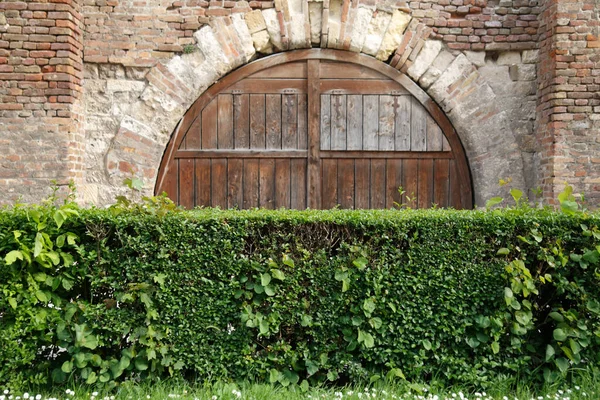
<box><xmin>0</xmin><ymin>0</ymin><xmax>84</xmax><ymax>202</ymax></box>
<box><xmin>535</xmin><ymin>0</ymin><xmax>600</xmax><ymax>204</ymax></box>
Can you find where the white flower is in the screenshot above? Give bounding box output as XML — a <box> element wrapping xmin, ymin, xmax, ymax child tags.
<box><xmin>35</xmin><ymin>396</ymin><xmax>41</xmax><ymax>400</ymax></box>
<box><xmin>212</xmin><ymin>397</ymin><xmax>217</xmax><ymax>400</ymax></box>
<box><xmin>23</xmin><ymin>394</ymin><xmax>29</xmax><ymax>399</ymax></box>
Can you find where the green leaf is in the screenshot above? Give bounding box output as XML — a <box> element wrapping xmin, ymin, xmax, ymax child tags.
<box><xmin>4</xmin><ymin>250</ymin><xmax>23</xmax><ymax>265</ymax></box>
<box><xmin>269</xmin><ymin>369</ymin><xmax>281</xmax><ymax>383</ymax></box>
<box><xmin>283</xmin><ymin>370</ymin><xmax>299</xmax><ymax>385</ymax></box>
<box><xmin>135</xmin><ymin>358</ymin><xmax>149</xmax><ymax>371</ymax></box>
<box><xmin>510</xmin><ymin>188</ymin><xmax>523</xmax><ymax>204</ymax></box>
<box><xmin>271</xmin><ymin>269</ymin><xmax>285</xmax><ymax>281</ymax></box>
<box><xmin>357</xmin><ymin>329</ymin><xmax>375</xmax><ymax>348</ymax></box>
<box><xmin>369</xmin><ymin>317</ymin><xmax>383</xmax><ymax>330</ymax></box>
<box><xmin>422</xmin><ymin>339</ymin><xmax>432</xmax><ymax>351</ymax></box>
<box><xmin>497</xmin><ymin>248</ymin><xmax>510</xmax><ymax>256</ymax></box>
<box><xmin>62</xmin><ymin>278</ymin><xmax>74</xmax><ymax>291</ymax></box>
<box><xmin>549</xmin><ymin>312</ymin><xmax>564</xmax><ymax>322</ymax></box>
<box><xmin>485</xmin><ymin>197</ymin><xmax>503</xmax><ymax>209</ymax></box>
<box><xmin>153</xmin><ymin>273</ymin><xmax>167</xmax><ymax>286</ymax></box>
<box><xmin>259</xmin><ymin>319</ymin><xmax>269</xmax><ymax>335</ymax></box>
<box><xmin>46</xmin><ymin>251</ymin><xmax>60</xmax><ymax>266</ymax></box>
<box><xmin>305</xmin><ymin>360</ymin><xmax>319</xmax><ymax>376</ymax></box>
<box><xmin>61</xmin><ymin>361</ymin><xmax>73</xmax><ymax>373</ymax></box>
<box><xmin>386</xmin><ymin>368</ymin><xmax>405</xmax><ymax>381</ymax></box>
<box><xmin>553</xmin><ymin>328</ymin><xmax>567</xmax><ymax>341</ymax></box>
<box><xmin>34</xmin><ymin>232</ymin><xmax>44</xmax><ymax>258</ymax></box>
<box><xmin>264</xmin><ymin>285</ymin><xmax>275</xmax><ymax>297</ymax></box>
<box><xmin>353</xmin><ymin>257</ymin><xmax>368</xmax><ymax>270</ymax></box>
<box><xmin>583</xmin><ymin>250</ymin><xmax>600</xmax><ymax>265</ymax></box>
<box><xmin>587</xmin><ymin>300</ymin><xmax>600</xmax><ymax>314</ymax></box>
<box><xmin>363</xmin><ymin>298</ymin><xmax>376</xmax><ymax>315</ymax></box>
<box><xmin>33</xmin><ymin>272</ymin><xmax>47</xmax><ymax>282</ymax></box>
<box><xmin>490</xmin><ymin>341</ymin><xmax>500</xmax><ymax>354</ymax></box>
<box><xmin>560</xmin><ymin>201</ymin><xmax>579</xmax><ymax>215</ymax></box>
<box><xmin>545</xmin><ymin>345</ymin><xmax>555</xmax><ymax>361</ymax></box>
<box><xmin>261</xmin><ymin>273</ymin><xmax>272</xmax><ymax>287</ymax></box>
<box><xmin>300</xmin><ymin>380</ymin><xmax>309</xmax><ymax>392</ymax></box>
<box><xmin>52</xmin><ymin>368</ymin><xmax>67</xmax><ymax>383</ymax></box>
<box><xmin>86</xmin><ymin>371</ymin><xmax>97</xmax><ymax>384</ymax></box>
<box><xmin>555</xmin><ymin>357</ymin><xmax>569</xmax><ymax>374</ymax></box>
<box><xmin>531</xmin><ymin>229</ymin><xmax>542</xmax><ymax>243</ymax></box>
<box><xmin>53</xmin><ymin>210</ymin><xmax>66</xmax><ymax>229</ymax></box>
<box><xmin>35</xmin><ymin>290</ymin><xmax>48</xmax><ymax>303</ymax></box>
<box><xmin>282</xmin><ymin>254</ymin><xmax>294</xmax><ymax>268</ymax></box>
<box><xmin>66</xmin><ymin>233</ymin><xmax>78</xmax><ymax>245</ymax></box>
<box><xmin>8</xmin><ymin>297</ymin><xmax>17</xmax><ymax>309</ymax></box>
<box><xmin>342</xmin><ymin>278</ymin><xmax>350</xmax><ymax>293</ymax></box>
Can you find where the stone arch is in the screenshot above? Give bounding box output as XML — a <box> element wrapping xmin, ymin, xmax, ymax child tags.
<box><xmin>102</xmin><ymin>4</ymin><xmax>526</xmax><ymax>207</ymax></box>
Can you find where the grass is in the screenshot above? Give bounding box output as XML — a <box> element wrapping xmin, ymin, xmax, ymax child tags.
<box><xmin>3</xmin><ymin>371</ymin><xmax>600</xmax><ymax>400</ymax></box>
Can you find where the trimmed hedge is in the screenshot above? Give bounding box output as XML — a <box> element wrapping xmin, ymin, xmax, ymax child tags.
<box><xmin>1</xmin><ymin>202</ymin><xmax>600</xmax><ymax>389</ymax></box>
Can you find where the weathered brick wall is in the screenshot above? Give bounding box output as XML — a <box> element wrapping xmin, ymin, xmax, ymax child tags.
<box><xmin>535</xmin><ymin>0</ymin><xmax>600</xmax><ymax>204</ymax></box>
<box><xmin>0</xmin><ymin>0</ymin><xmax>84</xmax><ymax>203</ymax></box>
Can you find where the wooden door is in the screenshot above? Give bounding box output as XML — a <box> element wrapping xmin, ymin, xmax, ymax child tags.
<box><xmin>156</xmin><ymin>50</ymin><xmax>473</xmax><ymax>209</ymax></box>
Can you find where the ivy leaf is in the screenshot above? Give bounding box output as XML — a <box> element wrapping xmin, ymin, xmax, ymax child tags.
<box><xmin>422</xmin><ymin>339</ymin><xmax>432</xmax><ymax>351</ymax></box>
<box><xmin>485</xmin><ymin>197</ymin><xmax>503</xmax><ymax>209</ymax></box>
<box><xmin>545</xmin><ymin>345</ymin><xmax>555</xmax><ymax>361</ymax></box>
<box><xmin>52</xmin><ymin>368</ymin><xmax>67</xmax><ymax>383</ymax></box>
<box><xmin>553</xmin><ymin>328</ymin><xmax>567</xmax><ymax>341</ymax></box>
<box><xmin>549</xmin><ymin>312</ymin><xmax>564</xmax><ymax>322</ymax></box>
<box><xmin>35</xmin><ymin>290</ymin><xmax>48</xmax><ymax>303</ymax></box>
<box><xmin>560</xmin><ymin>201</ymin><xmax>579</xmax><ymax>216</ymax></box>
<box><xmin>497</xmin><ymin>248</ymin><xmax>510</xmax><ymax>256</ymax></box>
<box><xmin>491</xmin><ymin>341</ymin><xmax>500</xmax><ymax>354</ymax></box>
<box><xmin>357</xmin><ymin>329</ymin><xmax>375</xmax><ymax>348</ymax></box>
<box><xmin>153</xmin><ymin>273</ymin><xmax>167</xmax><ymax>286</ymax></box>
<box><xmin>259</xmin><ymin>319</ymin><xmax>269</xmax><ymax>335</ymax></box>
<box><xmin>353</xmin><ymin>257</ymin><xmax>368</xmax><ymax>270</ymax></box>
<box><xmin>342</xmin><ymin>278</ymin><xmax>350</xmax><ymax>293</ymax></box>
<box><xmin>135</xmin><ymin>358</ymin><xmax>149</xmax><ymax>371</ymax></box>
<box><xmin>269</xmin><ymin>369</ymin><xmax>280</xmax><ymax>383</ymax></box>
<box><xmin>8</xmin><ymin>298</ymin><xmax>17</xmax><ymax>309</ymax></box>
<box><xmin>282</xmin><ymin>254</ymin><xmax>294</xmax><ymax>268</ymax></box>
<box><xmin>264</xmin><ymin>285</ymin><xmax>275</xmax><ymax>297</ymax></box>
<box><xmin>61</xmin><ymin>361</ymin><xmax>73</xmax><ymax>373</ymax></box>
<box><xmin>363</xmin><ymin>298</ymin><xmax>376</xmax><ymax>315</ymax></box>
<box><xmin>555</xmin><ymin>357</ymin><xmax>569</xmax><ymax>374</ymax></box>
<box><xmin>305</xmin><ymin>360</ymin><xmax>319</xmax><ymax>376</ymax></box>
<box><xmin>5</xmin><ymin>250</ymin><xmax>23</xmax><ymax>265</ymax></box>
<box><xmin>586</xmin><ymin>300</ymin><xmax>600</xmax><ymax>314</ymax></box>
<box><xmin>261</xmin><ymin>273</ymin><xmax>271</xmax><ymax>287</ymax></box>
<box><xmin>271</xmin><ymin>269</ymin><xmax>285</xmax><ymax>281</ymax></box>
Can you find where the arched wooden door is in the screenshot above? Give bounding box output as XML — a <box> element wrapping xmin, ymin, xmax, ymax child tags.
<box><xmin>156</xmin><ymin>50</ymin><xmax>473</xmax><ymax>209</ymax></box>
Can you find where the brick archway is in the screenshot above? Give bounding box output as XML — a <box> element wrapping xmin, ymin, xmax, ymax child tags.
<box><xmin>100</xmin><ymin>10</ymin><xmax>526</xmax><ymax>207</ymax></box>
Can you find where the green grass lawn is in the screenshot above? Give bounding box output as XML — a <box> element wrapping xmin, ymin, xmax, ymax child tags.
<box><xmin>4</xmin><ymin>372</ymin><xmax>599</xmax><ymax>400</ymax></box>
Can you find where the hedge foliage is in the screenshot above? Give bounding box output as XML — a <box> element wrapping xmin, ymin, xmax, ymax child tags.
<box><xmin>1</xmin><ymin>195</ymin><xmax>600</xmax><ymax>390</ymax></box>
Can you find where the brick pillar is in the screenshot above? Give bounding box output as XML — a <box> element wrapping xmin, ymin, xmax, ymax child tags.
<box><xmin>0</xmin><ymin>0</ymin><xmax>84</xmax><ymax>204</ymax></box>
<box><xmin>535</xmin><ymin>0</ymin><xmax>600</xmax><ymax>206</ymax></box>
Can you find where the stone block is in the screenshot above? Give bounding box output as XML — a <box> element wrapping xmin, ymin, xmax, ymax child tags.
<box><xmin>362</xmin><ymin>10</ymin><xmax>392</xmax><ymax>57</ymax></box>
<box><xmin>245</xmin><ymin>10</ymin><xmax>267</xmax><ymax>34</ymax></box>
<box><xmin>262</xmin><ymin>8</ymin><xmax>284</xmax><ymax>51</ymax></box>
<box><xmin>496</xmin><ymin>51</ymin><xmax>521</xmax><ymax>65</ymax></box>
<box><xmin>521</xmin><ymin>49</ymin><xmax>539</xmax><ymax>64</ymax></box>
<box><xmin>308</xmin><ymin>2</ymin><xmax>322</xmax><ymax>45</ymax></box>
<box><xmin>464</xmin><ymin>50</ymin><xmax>486</xmax><ymax>67</ymax></box>
<box><xmin>252</xmin><ymin>30</ymin><xmax>273</xmax><ymax>54</ymax></box>
<box><xmin>419</xmin><ymin>50</ymin><xmax>455</xmax><ymax>89</ymax></box>
<box><xmin>376</xmin><ymin>10</ymin><xmax>411</xmax><ymax>61</ymax></box>
<box><xmin>232</xmin><ymin>13</ymin><xmax>256</xmax><ymax>61</ymax></box>
<box><xmin>428</xmin><ymin>54</ymin><xmax>475</xmax><ymax>106</ymax></box>
<box><xmin>194</xmin><ymin>26</ymin><xmax>233</xmax><ymax>77</ymax></box>
<box><xmin>407</xmin><ymin>39</ymin><xmax>442</xmax><ymax>81</ymax></box>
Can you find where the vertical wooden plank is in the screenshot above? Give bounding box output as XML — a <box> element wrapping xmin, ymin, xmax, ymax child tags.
<box><xmin>308</xmin><ymin>60</ymin><xmax>322</xmax><ymax>209</ymax></box>
<box><xmin>322</xmin><ymin>159</ymin><xmax>338</xmax><ymax>209</ymax></box>
<box><xmin>218</xmin><ymin>94</ymin><xmax>234</xmax><ymax>149</ymax></box>
<box><xmin>282</xmin><ymin>94</ymin><xmax>298</xmax><ymax>149</ymax></box>
<box><xmin>378</xmin><ymin>95</ymin><xmax>395</xmax><ymax>151</ymax></box>
<box><xmin>227</xmin><ymin>159</ymin><xmax>243</xmax><ymax>209</ymax></box>
<box><xmin>195</xmin><ymin>159</ymin><xmax>211</xmax><ymax>207</ymax></box>
<box><xmin>211</xmin><ymin>159</ymin><xmax>227</xmax><ymax>208</ymax></box>
<box><xmin>234</xmin><ymin>94</ymin><xmax>250</xmax><ymax>149</ymax></box>
<box><xmin>298</xmin><ymin>94</ymin><xmax>308</xmax><ymax>149</ymax></box>
<box><xmin>394</xmin><ymin>95</ymin><xmax>411</xmax><ymax>151</ymax></box>
<box><xmin>331</xmin><ymin>94</ymin><xmax>347</xmax><ymax>150</ymax></box>
<box><xmin>275</xmin><ymin>159</ymin><xmax>291</xmax><ymax>209</ymax></box>
<box><xmin>370</xmin><ymin>159</ymin><xmax>386</xmax><ymax>208</ymax></box>
<box><xmin>354</xmin><ymin>159</ymin><xmax>370</xmax><ymax>209</ymax></box>
<box><xmin>243</xmin><ymin>159</ymin><xmax>259</xmax><ymax>209</ymax></box>
<box><xmin>411</xmin><ymin>97</ymin><xmax>427</xmax><ymax>151</ymax></box>
<box><xmin>449</xmin><ymin>159</ymin><xmax>463</xmax><ymax>209</ymax></box>
<box><xmin>418</xmin><ymin>159</ymin><xmax>433</xmax><ymax>209</ymax></box>
<box><xmin>426</xmin><ymin>115</ymin><xmax>443</xmax><ymax>151</ymax></box>
<box><xmin>291</xmin><ymin>159</ymin><xmax>307</xmax><ymax>209</ymax></box>
<box><xmin>386</xmin><ymin>159</ymin><xmax>402</xmax><ymax>209</ymax></box>
<box><xmin>266</xmin><ymin>94</ymin><xmax>282</xmax><ymax>149</ymax></box>
<box><xmin>433</xmin><ymin>159</ymin><xmax>450</xmax><ymax>208</ymax></box>
<box><xmin>184</xmin><ymin>116</ymin><xmax>202</xmax><ymax>150</ymax></box>
<box><xmin>201</xmin><ymin>99</ymin><xmax>218</xmax><ymax>149</ymax></box>
<box><xmin>347</xmin><ymin>95</ymin><xmax>362</xmax><ymax>150</ymax></box>
<box><xmin>403</xmin><ymin>159</ymin><xmax>418</xmax><ymax>208</ymax></box>
<box><xmin>363</xmin><ymin>95</ymin><xmax>379</xmax><ymax>150</ymax></box>
<box><xmin>178</xmin><ymin>159</ymin><xmax>195</xmax><ymax>209</ymax></box>
<box><xmin>162</xmin><ymin>160</ymin><xmax>178</xmax><ymax>204</ymax></box>
<box><xmin>338</xmin><ymin>159</ymin><xmax>355</xmax><ymax>209</ymax></box>
<box><xmin>250</xmin><ymin>94</ymin><xmax>266</xmax><ymax>149</ymax></box>
<box><xmin>259</xmin><ymin>159</ymin><xmax>275</xmax><ymax>209</ymax></box>
<box><xmin>320</xmin><ymin>94</ymin><xmax>331</xmax><ymax>150</ymax></box>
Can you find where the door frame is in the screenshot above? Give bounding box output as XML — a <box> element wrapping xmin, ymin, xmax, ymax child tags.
<box><xmin>155</xmin><ymin>49</ymin><xmax>473</xmax><ymax>209</ymax></box>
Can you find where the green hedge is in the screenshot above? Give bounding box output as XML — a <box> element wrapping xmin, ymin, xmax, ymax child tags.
<box><xmin>1</xmin><ymin>201</ymin><xmax>600</xmax><ymax>389</ymax></box>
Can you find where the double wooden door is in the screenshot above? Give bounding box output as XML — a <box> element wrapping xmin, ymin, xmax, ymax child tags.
<box><xmin>156</xmin><ymin>50</ymin><xmax>472</xmax><ymax>209</ymax></box>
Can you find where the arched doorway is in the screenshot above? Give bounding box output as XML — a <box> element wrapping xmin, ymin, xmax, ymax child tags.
<box><xmin>155</xmin><ymin>49</ymin><xmax>473</xmax><ymax>209</ymax></box>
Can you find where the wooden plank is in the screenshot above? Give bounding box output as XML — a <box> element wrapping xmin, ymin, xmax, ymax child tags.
<box><xmin>217</xmin><ymin>94</ymin><xmax>234</xmax><ymax>149</ymax></box>
<box><xmin>331</xmin><ymin>94</ymin><xmax>347</xmax><ymax>150</ymax></box>
<box><xmin>224</xmin><ymin>79</ymin><xmax>307</xmax><ymax>94</ymax></box>
<box><xmin>320</xmin><ymin>80</ymin><xmax>408</xmax><ymax>95</ymax></box>
<box><xmin>443</xmin><ymin>135</ymin><xmax>451</xmax><ymax>151</ymax></box>
<box><xmin>201</xmin><ymin>99</ymin><xmax>218</xmax><ymax>149</ymax></box>
<box><xmin>370</xmin><ymin>159</ymin><xmax>386</xmax><ymax>209</ymax></box>
<box><xmin>275</xmin><ymin>159</ymin><xmax>291</xmax><ymax>209</ymax></box>
<box><xmin>386</xmin><ymin>159</ymin><xmax>402</xmax><ymax>209</ymax></box>
<box><xmin>181</xmin><ymin>116</ymin><xmax>202</xmax><ymax>150</ymax></box>
<box><xmin>298</xmin><ymin>94</ymin><xmax>308</xmax><ymax>149</ymax></box>
<box><xmin>378</xmin><ymin>95</ymin><xmax>395</xmax><ymax>151</ymax></box>
<box><xmin>346</xmin><ymin>95</ymin><xmax>362</xmax><ymax>150</ymax></box>
<box><xmin>394</xmin><ymin>95</ymin><xmax>411</xmax><ymax>151</ymax></box>
<box><xmin>266</xmin><ymin>94</ymin><xmax>282</xmax><ymax>149</ymax></box>
<box><xmin>227</xmin><ymin>159</ymin><xmax>243</xmax><ymax>209</ymax></box>
<box><xmin>363</xmin><ymin>95</ymin><xmax>379</xmax><ymax>151</ymax></box>
<box><xmin>259</xmin><ymin>159</ymin><xmax>275</xmax><ymax>209</ymax></box>
<box><xmin>162</xmin><ymin>159</ymin><xmax>178</xmax><ymax>204</ymax></box>
<box><xmin>176</xmin><ymin>150</ymin><xmax>308</xmax><ymax>159</ymax></box>
<box><xmin>234</xmin><ymin>94</ymin><xmax>250</xmax><ymax>149</ymax></box>
<box><xmin>249</xmin><ymin>62</ymin><xmax>307</xmax><ymax>78</ymax></box>
<box><xmin>282</xmin><ymin>94</ymin><xmax>298</xmax><ymax>149</ymax></box>
<box><xmin>195</xmin><ymin>159</ymin><xmax>211</xmax><ymax>207</ymax></box>
<box><xmin>433</xmin><ymin>159</ymin><xmax>450</xmax><ymax>208</ymax></box>
<box><xmin>178</xmin><ymin>159</ymin><xmax>195</xmax><ymax>209</ymax></box>
<box><xmin>320</xmin><ymin>94</ymin><xmax>331</xmax><ymax>150</ymax></box>
<box><xmin>243</xmin><ymin>159</ymin><xmax>259</xmax><ymax>209</ymax></box>
<box><xmin>426</xmin><ymin>115</ymin><xmax>443</xmax><ymax>151</ymax></box>
<box><xmin>403</xmin><ymin>159</ymin><xmax>418</xmax><ymax>208</ymax></box>
<box><xmin>320</xmin><ymin>61</ymin><xmax>390</xmax><ymax>79</ymax></box>
<box><xmin>354</xmin><ymin>159</ymin><xmax>370</xmax><ymax>209</ymax></box>
<box><xmin>307</xmin><ymin>60</ymin><xmax>321</xmax><ymax>209</ymax></box>
<box><xmin>449</xmin><ymin>159</ymin><xmax>463</xmax><ymax>209</ymax></box>
<box><xmin>320</xmin><ymin>151</ymin><xmax>453</xmax><ymax>159</ymax></box>
<box><xmin>411</xmin><ymin>97</ymin><xmax>427</xmax><ymax>151</ymax></box>
<box><xmin>250</xmin><ymin>94</ymin><xmax>266</xmax><ymax>149</ymax></box>
<box><xmin>321</xmin><ymin>159</ymin><xmax>338</xmax><ymax>209</ymax></box>
<box><xmin>338</xmin><ymin>159</ymin><xmax>355</xmax><ymax>209</ymax></box>
<box><xmin>417</xmin><ymin>159</ymin><xmax>433</xmax><ymax>209</ymax></box>
<box><xmin>291</xmin><ymin>159</ymin><xmax>307</xmax><ymax>209</ymax></box>
<box><xmin>211</xmin><ymin>159</ymin><xmax>227</xmax><ymax>208</ymax></box>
